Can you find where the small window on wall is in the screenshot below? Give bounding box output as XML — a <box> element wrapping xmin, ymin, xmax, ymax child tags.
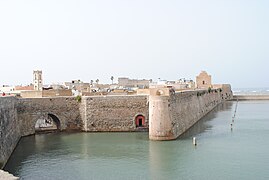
<box><xmin>135</xmin><ymin>115</ymin><xmax>145</xmax><ymax>127</ymax></box>
<box><xmin>203</xmin><ymin>81</ymin><xmax>205</xmax><ymax>85</ymax></box>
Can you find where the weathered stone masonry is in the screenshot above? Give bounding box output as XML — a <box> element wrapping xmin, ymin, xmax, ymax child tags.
<box><xmin>0</xmin><ymin>86</ymin><xmax>232</xmax><ymax>168</ymax></box>
<box><xmin>0</xmin><ymin>95</ymin><xmax>148</xmax><ymax>168</ymax></box>
<box><xmin>0</xmin><ymin>97</ymin><xmax>20</xmax><ymax>169</ymax></box>
<box><xmin>18</xmin><ymin>97</ymin><xmax>82</xmax><ymax>136</ymax></box>
<box><xmin>80</xmin><ymin>95</ymin><xmax>149</xmax><ymax>132</ymax></box>
<box><xmin>149</xmin><ymin>87</ymin><xmax>233</xmax><ymax>140</ymax></box>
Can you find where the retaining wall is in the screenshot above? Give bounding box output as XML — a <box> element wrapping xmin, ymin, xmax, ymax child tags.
<box><xmin>80</xmin><ymin>95</ymin><xmax>149</xmax><ymax>131</ymax></box>
<box><xmin>0</xmin><ymin>97</ymin><xmax>20</xmax><ymax>169</ymax></box>
<box><xmin>17</xmin><ymin>97</ymin><xmax>82</xmax><ymax>136</ymax></box>
<box><xmin>149</xmin><ymin>87</ymin><xmax>232</xmax><ymax>140</ymax></box>
<box><xmin>0</xmin><ymin>86</ymin><xmax>232</xmax><ymax>168</ymax></box>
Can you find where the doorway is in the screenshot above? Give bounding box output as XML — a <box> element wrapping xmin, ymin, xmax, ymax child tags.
<box><xmin>135</xmin><ymin>115</ymin><xmax>145</xmax><ymax>127</ymax></box>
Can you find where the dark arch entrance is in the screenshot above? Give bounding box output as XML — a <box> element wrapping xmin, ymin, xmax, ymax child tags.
<box><xmin>35</xmin><ymin>113</ymin><xmax>61</xmax><ymax>133</ymax></box>
<box><xmin>135</xmin><ymin>115</ymin><xmax>145</xmax><ymax>128</ymax></box>
<box><xmin>48</xmin><ymin>114</ymin><xmax>61</xmax><ymax>129</ymax></box>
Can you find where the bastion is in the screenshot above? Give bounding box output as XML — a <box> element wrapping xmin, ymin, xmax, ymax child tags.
<box><xmin>149</xmin><ymin>86</ymin><xmax>232</xmax><ymax>140</ymax></box>
<box><xmin>0</xmin><ymin>85</ymin><xmax>232</xmax><ymax>169</ymax></box>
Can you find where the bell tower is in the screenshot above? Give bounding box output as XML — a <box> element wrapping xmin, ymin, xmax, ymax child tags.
<box><xmin>33</xmin><ymin>70</ymin><xmax>43</xmax><ymax>91</ymax></box>
<box><xmin>196</xmin><ymin>71</ymin><xmax>212</xmax><ymax>89</ymax></box>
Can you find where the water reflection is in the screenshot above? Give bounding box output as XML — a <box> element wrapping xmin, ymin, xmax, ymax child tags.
<box><xmin>148</xmin><ymin>102</ymin><xmax>233</xmax><ymax>179</ymax></box>
<box><xmin>5</xmin><ymin>102</ymin><xmax>234</xmax><ymax>177</ymax></box>
<box><xmin>8</xmin><ymin>101</ymin><xmax>266</xmax><ymax>180</ymax></box>
<box><xmin>149</xmin><ymin>140</ymin><xmax>184</xmax><ymax>180</ymax></box>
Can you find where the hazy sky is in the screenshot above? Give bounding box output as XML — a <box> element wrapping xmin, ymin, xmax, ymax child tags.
<box><xmin>0</xmin><ymin>0</ymin><xmax>269</xmax><ymax>88</ymax></box>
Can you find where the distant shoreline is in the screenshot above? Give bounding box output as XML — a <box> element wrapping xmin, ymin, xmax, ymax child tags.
<box><xmin>232</xmin><ymin>87</ymin><xmax>269</xmax><ymax>96</ymax></box>
<box><xmin>233</xmin><ymin>95</ymin><xmax>269</xmax><ymax>100</ymax></box>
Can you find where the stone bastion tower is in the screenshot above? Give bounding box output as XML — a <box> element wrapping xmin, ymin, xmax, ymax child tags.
<box><xmin>33</xmin><ymin>70</ymin><xmax>43</xmax><ymax>91</ymax></box>
<box><xmin>196</xmin><ymin>71</ymin><xmax>212</xmax><ymax>89</ymax></box>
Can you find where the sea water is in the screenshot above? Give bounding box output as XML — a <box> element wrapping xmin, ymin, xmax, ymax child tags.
<box><xmin>233</xmin><ymin>87</ymin><xmax>269</xmax><ymax>95</ymax></box>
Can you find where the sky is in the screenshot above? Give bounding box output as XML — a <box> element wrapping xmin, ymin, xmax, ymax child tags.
<box><xmin>0</xmin><ymin>0</ymin><xmax>269</xmax><ymax>88</ymax></box>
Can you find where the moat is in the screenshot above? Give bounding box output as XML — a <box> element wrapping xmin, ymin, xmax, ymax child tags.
<box><xmin>4</xmin><ymin>101</ymin><xmax>269</xmax><ymax>180</ymax></box>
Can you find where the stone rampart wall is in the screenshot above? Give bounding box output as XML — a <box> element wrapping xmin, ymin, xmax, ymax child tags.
<box><xmin>1</xmin><ymin>95</ymin><xmax>148</xmax><ymax>168</ymax></box>
<box><xmin>80</xmin><ymin>95</ymin><xmax>149</xmax><ymax>131</ymax></box>
<box><xmin>0</xmin><ymin>97</ymin><xmax>20</xmax><ymax>169</ymax></box>
<box><xmin>149</xmin><ymin>87</ymin><xmax>232</xmax><ymax>140</ymax></box>
<box><xmin>1</xmin><ymin>86</ymin><xmax>232</xmax><ymax>168</ymax></box>
<box><xmin>17</xmin><ymin>97</ymin><xmax>82</xmax><ymax>136</ymax></box>
<box><xmin>171</xmin><ymin>90</ymin><xmax>222</xmax><ymax>138</ymax></box>
<box><xmin>233</xmin><ymin>95</ymin><xmax>269</xmax><ymax>100</ymax></box>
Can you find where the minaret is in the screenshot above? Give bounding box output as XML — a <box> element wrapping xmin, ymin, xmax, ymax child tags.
<box><xmin>33</xmin><ymin>70</ymin><xmax>43</xmax><ymax>91</ymax></box>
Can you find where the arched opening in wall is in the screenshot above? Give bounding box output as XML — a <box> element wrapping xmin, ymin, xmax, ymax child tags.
<box><xmin>202</xmin><ymin>81</ymin><xmax>205</xmax><ymax>85</ymax></box>
<box><xmin>35</xmin><ymin>114</ymin><xmax>61</xmax><ymax>133</ymax></box>
<box><xmin>135</xmin><ymin>115</ymin><xmax>145</xmax><ymax>128</ymax></box>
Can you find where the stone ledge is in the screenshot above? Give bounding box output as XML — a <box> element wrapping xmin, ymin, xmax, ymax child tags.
<box><xmin>0</xmin><ymin>170</ymin><xmax>19</xmax><ymax>180</ymax></box>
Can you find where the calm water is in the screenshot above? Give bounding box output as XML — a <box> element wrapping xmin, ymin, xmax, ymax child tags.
<box><xmin>4</xmin><ymin>101</ymin><xmax>269</xmax><ymax>180</ymax></box>
<box><xmin>233</xmin><ymin>87</ymin><xmax>269</xmax><ymax>95</ymax></box>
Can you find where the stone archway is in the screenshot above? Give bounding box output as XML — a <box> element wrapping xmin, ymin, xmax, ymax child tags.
<box><xmin>135</xmin><ymin>115</ymin><xmax>145</xmax><ymax>128</ymax></box>
<box><xmin>35</xmin><ymin>113</ymin><xmax>61</xmax><ymax>133</ymax></box>
<box><xmin>48</xmin><ymin>114</ymin><xmax>61</xmax><ymax>129</ymax></box>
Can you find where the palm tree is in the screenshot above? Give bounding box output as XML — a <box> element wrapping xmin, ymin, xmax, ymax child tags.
<box><xmin>111</xmin><ymin>76</ymin><xmax>114</xmax><ymax>84</ymax></box>
<box><xmin>96</xmin><ymin>79</ymin><xmax>99</xmax><ymax>84</ymax></box>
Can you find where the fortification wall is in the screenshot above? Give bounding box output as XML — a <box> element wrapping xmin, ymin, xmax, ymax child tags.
<box><xmin>0</xmin><ymin>86</ymin><xmax>232</xmax><ymax>168</ymax></box>
<box><xmin>80</xmin><ymin>95</ymin><xmax>149</xmax><ymax>131</ymax></box>
<box><xmin>17</xmin><ymin>97</ymin><xmax>82</xmax><ymax>136</ymax></box>
<box><xmin>0</xmin><ymin>97</ymin><xmax>20</xmax><ymax>169</ymax></box>
<box><xmin>149</xmin><ymin>87</ymin><xmax>232</xmax><ymax>140</ymax></box>
<box><xmin>213</xmin><ymin>84</ymin><xmax>233</xmax><ymax>100</ymax></box>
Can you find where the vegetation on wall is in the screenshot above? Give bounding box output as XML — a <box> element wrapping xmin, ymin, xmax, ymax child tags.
<box><xmin>76</xmin><ymin>95</ymin><xmax>82</xmax><ymax>103</ymax></box>
<box><xmin>197</xmin><ymin>91</ymin><xmax>207</xmax><ymax>97</ymax></box>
